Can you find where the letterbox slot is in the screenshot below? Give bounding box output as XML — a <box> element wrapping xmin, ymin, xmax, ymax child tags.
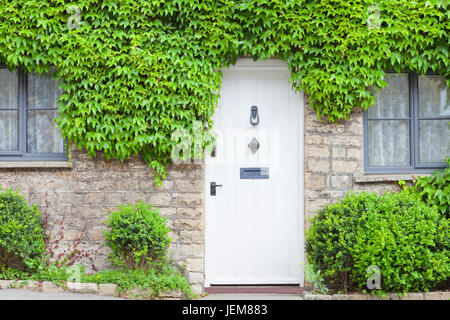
<box><xmin>240</xmin><ymin>167</ymin><xmax>269</xmax><ymax>179</ymax></box>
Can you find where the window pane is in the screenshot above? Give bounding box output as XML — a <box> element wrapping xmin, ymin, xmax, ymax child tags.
<box><xmin>27</xmin><ymin>73</ymin><xmax>62</xmax><ymax>109</ymax></box>
<box><xmin>418</xmin><ymin>75</ymin><xmax>450</xmax><ymax>118</ymax></box>
<box><xmin>368</xmin><ymin>120</ymin><xmax>410</xmax><ymax>167</ymax></box>
<box><xmin>27</xmin><ymin>110</ymin><xmax>64</xmax><ymax>153</ymax></box>
<box><xmin>0</xmin><ymin>69</ymin><xmax>18</xmax><ymax>109</ymax></box>
<box><xmin>0</xmin><ymin>111</ymin><xmax>18</xmax><ymax>151</ymax></box>
<box><xmin>419</xmin><ymin>120</ymin><xmax>449</xmax><ymax>164</ymax></box>
<box><xmin>368</xmin><ymin>73</ymin><xmax>409</xmax><ymax>119</ymax></box>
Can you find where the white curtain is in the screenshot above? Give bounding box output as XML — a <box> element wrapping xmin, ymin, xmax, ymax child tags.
<box><xmin>418</xmin><ymin>75</ymin><xmax>449</xmax><ymax>164</ymax></box>
<box><xmin>0</xmin><ymin>69</ymin><xmax>18</xmax><ymax>151</ymax></box>
<box><xmin>368</xmin><ymin>73</ymin><xmax>410</xmax><ymax>167</ymax></box>
<box><xmin>27</xmin><ymin>73</ymin><xmax>64</xmax><ymax>153</ymax></box>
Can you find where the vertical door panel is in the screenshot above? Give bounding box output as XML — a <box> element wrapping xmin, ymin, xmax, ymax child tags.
<box><xmin>205</xmin><ymin>59</ymin><xmax>303</xmax><ymax>285</ymax></box>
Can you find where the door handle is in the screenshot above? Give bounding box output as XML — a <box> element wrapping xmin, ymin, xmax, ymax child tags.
<box><xmin>210</xmin><ymin>182</ymin><xmax>222</xmax><ymax>196</ymax></box>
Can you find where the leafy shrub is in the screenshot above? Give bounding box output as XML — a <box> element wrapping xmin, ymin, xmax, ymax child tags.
<box><xmin>0</xmin><ymin>266</ymin><xmax>29</xmax><ymax>280</ymax></box>
<box><xmin>104</xmin><ymin>201</ymin><xmax>172</xmax><ymax>270</ymax></box>
<box><xmin>0</xmin><ymin>187</ymin><xmax>46</xmax><ymax>270</ymax></box>
<box><xmin>306</xmin><ymin>191</ymin><xmax>449</xmax><ymax>295</ymax></box>
<box><xmin>399</xmin><ymin>157</ymin><xmax>450</xmax><ymax>218</ymax></box>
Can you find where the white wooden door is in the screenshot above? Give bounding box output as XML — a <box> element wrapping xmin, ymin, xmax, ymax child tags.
<box><xmin>205</xmin><ymin>59</ymin><xmax>304</xmax><ymax>286</ymax></box>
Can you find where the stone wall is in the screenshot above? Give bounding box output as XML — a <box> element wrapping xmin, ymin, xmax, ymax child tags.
<box><xmin>0</xmin><ymin>148</ymin><xmax>205</xmax><ymax>294</ymax></box>
<box><xmin>303</xmin><ymin>95</ymin><xmax>406</xmax><ymax>229</ymax></box>
<box><xmin>0</xmin><ymin>95</ymin><xmax>420</xmax><ymax>295</ymax></box>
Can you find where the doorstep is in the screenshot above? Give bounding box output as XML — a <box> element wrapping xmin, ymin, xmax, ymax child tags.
<box><xmin>205</xmin><ymin>286</ymin><xmax>304</xmax><ymax>295</ymax></box>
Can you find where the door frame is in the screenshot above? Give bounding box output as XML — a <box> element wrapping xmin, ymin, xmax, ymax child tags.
<box><xmin>204</xmin><ymin>58</ymin><xmax>305</xmax><ymax>288</ymax></box>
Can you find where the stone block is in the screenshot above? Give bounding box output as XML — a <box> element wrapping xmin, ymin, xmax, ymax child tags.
<box><xmin>346</xmin><ymin>148</ymin><xmax>360</xmax><ymax>159</ymax></box>
<box><xmin>330</xmin><ymin>175</ymin><xmax>353</xmax><ymax>189</ymax></box>
<box><xmin>307</xmin><ymin>159</ymin><xmax>329</xmax><ymax>173</ymax></box>
<box><xmin>172</xmin><ymin>193</ymin><xmax>203</xmax><ymax>207</ymax></box>
<box><xmin>85</xmin><ymin>192</ymin><xmax>105</xmax><ymax>206</ymax></box>
<box><xmin>303</xmin><ymin>293</ymin><xmax>332</xmax><ymax>300</ymax></box>
<box><xmin>306</xmin><ymin>145</ymin><xmax>330</xmax><ymax>159</ymax></box>
<box><xmin>148</xmin><ymin>192</ymin><xmax>172</xmax><ymax>206</ymax></box>
<box><xmin>191</xmin><ymin>284</ymin><xmax>203</xmax><ymax>296</ymax></box>
<box><xmin>18</xmin><ymin>281</ymin><xmax>40</xmax><ymax>291</ymax></box>
<box><xmin>158</xmin><ymin>207</ymin><xmax>177</xmax><ymax>217</ymax></box>
<box><xmin>63</xmin><ymin>230</ymin><xmax>83</xmax><ymax>241</ymax></box>
<box><xmin>180</xmin><ymin>230</ymin><xmax>204</xmax><ymax>244</ymax></box>
<box><xmin>330</xmin><ymin>294</ymin><xmax>349</xmax><ymax>300</ymax></box>
<box><xmin>319</xmin><ymin>190</ymin><xmax>346</xmax><ymax>199</ymax></box>
<box><xmin>186</xmin><ymin>166</ymin><xmax>204</xmax><ymax>178</ymax></box>
<box><xmin>98</xmin><ymin>283</ymin><xmax>119</xmax><ymax>297</ymax></box>
<box><xmin>346</xmin><ymin>293</ymin><xmax>371</xmax><ymax>300</ymax></box>
<box><xmin>400</xmin><ymin>293</ymin><xmax>425</xmax><ymax>300</ymax></box>
<box><xmin>424</xmin><ymin>292</ymin><xmax>445</xmax><ymax>300</ymax></box>
<box><xmin>305</xmin><ymin>173</ymin><xmax>327</xmax><ymax>189</ymax></box>
<box><xmin>187</xmin><ymin>272</ymin><xmax>205</xmax><ymax>284</ymax></box>
<box><xmin>305</xmin><ymin>199</ymin><xmax>328</xmax><ymax>212</ymax></box>
<box><xmin>177</xmin><ymin>244</ymin><xmax>205</xmax><ymax>259</ymax></box>
<box><xmin>324</xmin><ymin>135</ymin><xmax>362</xmax><ymax>147</ymax></box>
<box><xmin>104</xmin><ymin>193</ymin><xmax>123</xmax><ymax>205</ymax></box>
<box><xmin>332</xmin><ymin>160</ymin><xmax>358</xmax><ymax>173</ymax></box>
<box><xmin>42</xmin><ymin>281</ymin><xmax>64</xmax><ymax>293</ymax></box>
<box><xmin>332</xmin><ymin>147</ymin><xmax>346</xmax><ymax>158</ymax></box>
<box><xmin>66</xmin><ymin>282</ymin><xmax>98</xmax><ymax>294</ymax></box>
<box><xmin>174</xmin><ymin>219</ymin><xmax>203</xmax><ymax>230</ymax></box>
<box><xmin>124</xmin><ymin>192</ymin><xmax>148</xmax><ymax>204</ymax></box>
<box><xmin>306</xmin><ymin>135</ymin><xmax>322</xmax><ymax>145</ymax></box>
<box><xmin>0</xmin><ymin>280</ymin><xmax>14</xmax><ymax>289</ymax></box>
<box><xmin>186</xmin><ymin>258</ymin><xmax>204</xmax><ymax>273</ymax></box>
<box><xmin>177</xmin><ymin>207</ymin><xmax>203</xmax><ymax>218</ymax></box>
<box><xmin>174</xmin><ymin>180</ymin><xmax>204</xmax><ymax>192</ymax></box>
<box><xmin>159</xmin><ymin>289</ymin><xmax>183</xmax><ymax>299</ymax></box>
<box><xmin>88</xmin><ymin>227</ymin><xmax>107</xmax><ymax>241</ymax></box>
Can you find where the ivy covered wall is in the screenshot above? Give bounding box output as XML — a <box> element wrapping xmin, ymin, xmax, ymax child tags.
<box><xmin>0</xmin><ymin>0</ymin><xmax>448</xmax><ymax>182</ymax></box>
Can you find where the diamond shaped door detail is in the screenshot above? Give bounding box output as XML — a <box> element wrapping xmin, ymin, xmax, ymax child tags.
<box><xmin>248</xmin><ymin>137</ymin><xmax>260</xmax><ymax>153</ymax></box>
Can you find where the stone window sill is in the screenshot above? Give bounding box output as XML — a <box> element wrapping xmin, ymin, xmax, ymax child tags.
<box><xmin>353</xmin><ymin>173</ymin><xmax>430</xmax><ymax>183</ymax></box>
<box><xmin>0</xmin><ymin>161</ymin><xmax>72</xmax><ymax>169</ymax></box>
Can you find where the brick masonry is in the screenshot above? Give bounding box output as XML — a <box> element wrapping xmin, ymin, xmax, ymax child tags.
<box><xmin>0</xmin><ymin>148</ymin><xmax>205</xmax><ymax>295</ymax></box>
<box><xmin>0</xmin><ymin>94</ymin><xmax>417</xmax><ymax>295</ymax></box>
<box><xmin>303</xmin><ymin>95</ymin><xmax>406</xmax><ymax>230</ymax></box>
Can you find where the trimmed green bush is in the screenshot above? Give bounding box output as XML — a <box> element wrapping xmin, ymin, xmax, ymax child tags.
<box><xmin>0</xmin><ymin>187</ymin><xmax>46</xmax><ymax>270</ymax></box>
<box><xmin>400</xmin><ymin>157</ymin><xmax>450</xmax><ymax>218</ymax></box>
<box><xmin>104</xmin><ymin>201</ymin><xmax>172</xmax><ymax>270</ymax></box>
<box><xmin>306</xmin><ymin>191</ymin><xmax>449</xmax><ymax>295</ymax></box>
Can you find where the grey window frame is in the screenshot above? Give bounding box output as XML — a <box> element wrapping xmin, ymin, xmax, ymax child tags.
<box><xmin>0</xmin><ymin>66</ymin><xmax>67</xmax><ymax>161</ymax></box>
<box><xmin>364</xmin><ymin>71</ymin><xmax>449</xmax><ymax>174</ymax></box>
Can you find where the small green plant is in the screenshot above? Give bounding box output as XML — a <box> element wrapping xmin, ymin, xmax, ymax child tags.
<box><xmin>104</xmin><ymin>201</ymin><xmax>172</xmax><ymax>270</ymax></box>
<box><xmin>0</xmin><ymin>187</ymin><xmax>46</xmax><ymax>270</ymax></box>
<box><xmin>23</xmin><ymin>261</ymin><xmax>86</xmax><ymax>286</ymax></box>
<box><xmin>304</xmin><ymin>263</ymin><xmax>329</xmax><ymax>294</ymax></box>
<box><xmin>306</xmin><ymin>191</ymin><xmax>449</xmax><ymax>295</ymax></box>
<box><xmin>399</xmin><ymin>156</ymin><xmax>450</xmax><ymax>218</ymax></box>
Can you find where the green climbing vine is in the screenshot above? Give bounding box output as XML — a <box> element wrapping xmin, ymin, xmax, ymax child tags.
<box><xmin>0</xmin><ymin>0</ymin><xmax>448</xmax><ymax>183</ymax></box>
